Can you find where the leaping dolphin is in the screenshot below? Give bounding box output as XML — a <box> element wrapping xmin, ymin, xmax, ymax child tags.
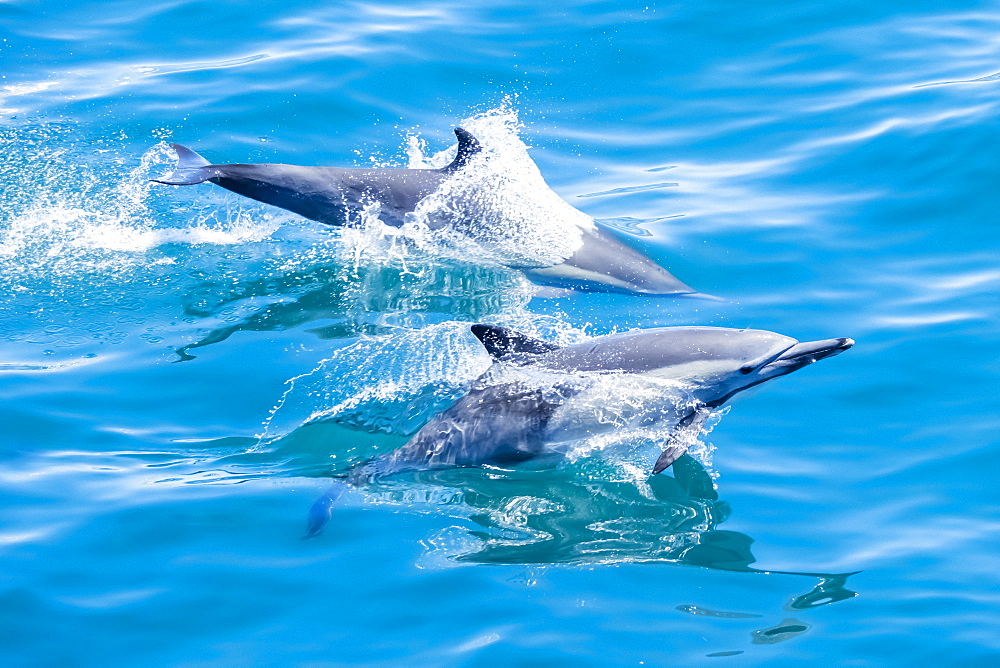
<box><xmin>153</xmin><ymin>128</ymin><xmax>482</xmax><ymax>228</ymax></box>
<box><xmin>151</xmin><ymin>128</ymin><xmax>697</xmax><ymax>296</ymax></box>
<box><xmin>305</xmin><ymin>323</ymin><xmax>853</xmax><ymax>536</ymax></box>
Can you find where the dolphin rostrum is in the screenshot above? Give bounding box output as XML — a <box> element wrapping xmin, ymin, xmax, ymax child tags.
<box><xmin>152</xmin><ymin>128</ymin><xmax>697</xmax><ymax>296</ymax></box>
<box><xmin>304</xmin><ymin>323</ymin><xmax>853</xmax><ymax>536</ymax></box>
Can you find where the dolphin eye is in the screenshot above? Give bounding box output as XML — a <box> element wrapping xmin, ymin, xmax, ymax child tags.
<box><xmin>739</xmin><ymin>364</ymin><xmax>754</xmax><ymax>374</ymax></box>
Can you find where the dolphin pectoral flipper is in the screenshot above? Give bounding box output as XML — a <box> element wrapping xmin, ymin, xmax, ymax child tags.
<box><xmin>652</xmin><ymin>407</ymin><xmax>713</xmax><ymax>475</ymax></box>
<box><xmin>652</xmin><ymin>442</ymin><xmax>688</xmax><ymax>475</ymax></box>
<box><xmin>151</xmin><ymin>143</ymin><xmax>215</xmax><ymax>185</ymax></box>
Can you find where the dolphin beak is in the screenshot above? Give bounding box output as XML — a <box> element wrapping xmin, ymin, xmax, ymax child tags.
<box><xmin>776</xmin><ymin>337</ymin><xmax>854</xmax><ymax>364</ymax></box>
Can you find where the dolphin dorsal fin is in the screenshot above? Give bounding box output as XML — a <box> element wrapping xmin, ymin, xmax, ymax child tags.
<box><xmin>471</xmin><ymin>324</ymin><xmax>560</xmax><ymax>360</ymax></box>
<box><xmin>151</xmin><ymin>144</ymin><xmax>214</xmax><ymax>185</ymax></box>
<box><xmin>442</xmin><ymin>127</ymin><xmax>482</xmax><ymax>173</ymax></box>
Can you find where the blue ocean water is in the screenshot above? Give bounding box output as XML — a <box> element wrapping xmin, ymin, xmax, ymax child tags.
<box><xmin>2</xmin><ymin>0</ymin><xmax>999</xmax><ymax>664</ymax></box>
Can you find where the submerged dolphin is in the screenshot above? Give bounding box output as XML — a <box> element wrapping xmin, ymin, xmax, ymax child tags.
<box><xmin>305</xmin><ymin>323</ymin><xmax>853</xmax><ymax>536</ymax></box>
<box><xmin>152</xmin><ymin>128</ymin><xmax>696</xmax><ymax>295</ymax></box>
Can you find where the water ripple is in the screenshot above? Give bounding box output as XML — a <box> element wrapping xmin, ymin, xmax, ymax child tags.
<box><xmin>577</xmin><ymin>182</ymin><xmax>678</xmax><ymax>198</ymax></box>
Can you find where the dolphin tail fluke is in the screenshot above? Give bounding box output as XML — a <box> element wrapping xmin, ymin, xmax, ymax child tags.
<box><xmin>151</xmin><ymin>143</ymin><xmax>215</xmax><ymax>185</ymax></box>
<box><xmin>303</xmin><ymin>479</ymin><xmax>349</xmax><ymax>539</ymax></box>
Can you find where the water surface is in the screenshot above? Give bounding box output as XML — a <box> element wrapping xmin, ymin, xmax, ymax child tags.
<box><xmin>2</xmin><ymin>0</ymin><xmax>999</xmax><ymax>665</ymax></box>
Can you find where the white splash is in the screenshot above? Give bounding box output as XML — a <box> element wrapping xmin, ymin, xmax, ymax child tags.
<box><xmin>261</xmin><ymin>317</ymin><xmax>582</xmax><ymax>442</ymax></box>
<box><xmin>403</xmin><ymin>107</ymin><xmax>592</xmax><ymax>268</ymax></box>
<box><xmin>0</xmin><ymin>137</ymin><xmax>287</xmax><ymax>281</ymax></box>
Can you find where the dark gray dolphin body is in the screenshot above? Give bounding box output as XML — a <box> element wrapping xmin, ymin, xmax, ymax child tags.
<box><xmin>153</xmin><ymin>128</ymin><xmax>481</xmax><ymax>228</ymax></box>
<box><xmin>304</xmin><ymin>324</ymin><xmax>852</xmax><ymax>536</ymax></box>
<box><xmin>152</xmin><ymin>128</ymin><xmax>696</xmax><ymax>296</ymax></box>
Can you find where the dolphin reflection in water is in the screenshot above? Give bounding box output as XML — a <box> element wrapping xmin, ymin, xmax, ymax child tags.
<box><xmin>394</xmin><ymin>458</ymin><xmax>860</xmax><ymax>610</ymax></box>
<box><xmin>172</xmin><ymin>260</ymin><xmax>528</xmax><ymax>361</ymax></box>
<box><xmin>152</xmin><ymin>128</ymin><xmax>700</xmax><ymax>296</ymax></box>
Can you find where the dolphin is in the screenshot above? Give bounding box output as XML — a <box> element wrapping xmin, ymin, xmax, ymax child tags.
<box><xmin>153</xmin><ymin>128</ymin><xmax>482</xmax><ymax>228</ymax></box>
<box><xmin>304</xmin><ymin>323</ymin><xmax>853</xmax><ymax>536</ymax></box>
<box><xmin>151</xmin><ymin>128</ymin><xmax>697</xmax><ymax>296</ymax></box>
